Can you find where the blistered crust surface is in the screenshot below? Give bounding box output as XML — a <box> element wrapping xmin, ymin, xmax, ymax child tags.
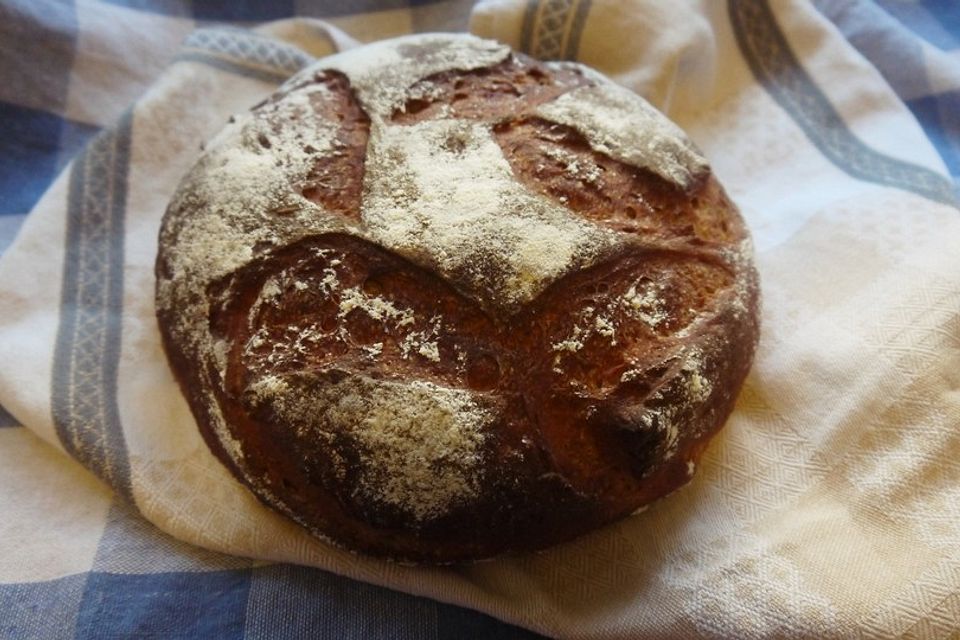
<box><xmin>156</xmin><ymin>33</ymin><xmax>759</xmax><ymax>562</ymax></box>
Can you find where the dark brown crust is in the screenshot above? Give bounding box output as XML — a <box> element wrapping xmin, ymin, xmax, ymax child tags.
<box><xmin>156</xmin><ymin>50</ymin><xmax>760</xmax><ymax>563</ymax></box>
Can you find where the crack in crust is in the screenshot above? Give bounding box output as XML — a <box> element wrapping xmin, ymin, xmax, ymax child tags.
<box><xmin>156</xmin><ymin>34</ymin><xmax>760</xmax><ymax>563</ymax></box>
<box><xmin>391</xmin><ymin>54</ymin><xmax>592</xmax><ymax>124</ymax></box>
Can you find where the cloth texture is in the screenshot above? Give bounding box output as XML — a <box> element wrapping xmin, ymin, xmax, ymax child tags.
<box><xmin>1</xmin><ymin>0</ymin><xmax>959</xmax><ymax>638</ymax></box>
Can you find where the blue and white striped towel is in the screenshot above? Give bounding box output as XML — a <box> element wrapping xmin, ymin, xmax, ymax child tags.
<box><xmin>1</xmin><ymin>1</ymin><xmax>959</xmax><ymax>638</ymax></box>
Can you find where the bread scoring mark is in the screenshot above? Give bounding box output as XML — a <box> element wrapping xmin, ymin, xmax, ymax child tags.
<box><xmin>313</xmin><ymin>33</ymin><xmax>512</xmax><ymax>121</ymax></box>
<box><xmin>209</xmin><ymin>234</ymin><xmax>505</xmax><ymax>526</ymax></box>
<box><xmin>258</xmin><ymin>71</ymin><xmax>370</xmax><ymax>220</ymax></box>
<box><xmin>493</xmin><ymin>118</ymin><xmax>738</xmax><ymax>245</ymax></box>
<box><xmin>391</xmin><ymin>54</ymin><xmax>591</xmax><ymax>125</ymax></box>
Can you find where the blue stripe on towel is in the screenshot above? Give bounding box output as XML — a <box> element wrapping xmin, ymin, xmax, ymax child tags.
<box><xmin>191</xmin><ymin>0</ymin><xmax>295</xmax><ymax>21</ymax></box>
<box><xmin>0</xmin><ymin>1</ymin><xmax>78</xmax><ymax>115</ymax></box>
<box><xmin>244</xmin><ymin>564</ymin><xmax>437</xmax><ymax>639</ymax></box>
<box><xmin>51</xmin><ymin>114</ymin><xmax>134</xmax><ymax>502</ymax></box>
<box><xmin>0</xmin><ymin>102</ymin><xmax>101</xmax><ymax>216</ymax></box>
<box><xmin>908</xmin><ymin>91</ymin><xmax>960</xmax><ymax>188</ymax></box>
<box><xmin>920</xmin><ymin>0</ymin><xmax>960</xmax><ymax>45</ymax></box>
<box><xmin>74</xmin><ymin>570</ymin><xmax>252</xmax><ymax>640</ymax></box>
<box><xmin>0</xmin><ymin>564</ymin><xmax>547</xmax><ymax>639</ymax></box>
<box><xmin>877</xmin><ymin>0</ymin><xmax>960</xmax><ymax>50</ymax></box>
<box><xmin>0</xmin><ymin>102</ymin><xmax>62</xmax><ymax>216</ymax></box>
<box><xmin>0</xmin><ymin>574</ymin><xmax>87</xmax><ymax>639</ymax></box>
<box><xmin>730</xmin><ymin>0</ymin><xmax>957</xmax><ymax>207</ymax></box>
<box><xmin>437</xmin><ymin>601</ymin><xmax>547</xmax><ymax>639</ymax></box>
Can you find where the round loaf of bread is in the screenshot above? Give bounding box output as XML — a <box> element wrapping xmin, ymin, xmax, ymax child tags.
<box><xmin>156</xmin><ymin>33</ymin><xmax>759</xmax><ymax>563</ymax></box>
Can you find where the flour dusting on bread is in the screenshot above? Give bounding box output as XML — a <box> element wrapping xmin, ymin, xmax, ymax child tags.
<box><xmin>535</xmin><ymin>83</ymin><xmax>708</xmax><ymax>190</ymax></box>
<box><xmin>249</xmin><ymin>373</ymin><xmax>490</xmax><ymax>522</ymax></box>
<box><xmin>362</xmin><ymin>117</ymin><xmax>612</xmax><ymax>308</ymax></box>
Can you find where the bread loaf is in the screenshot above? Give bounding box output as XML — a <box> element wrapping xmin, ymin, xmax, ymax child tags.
<box><xmin>156</xmin><ymin>33</ymin><xmax>760</xmax><ymax>563</ymax></box>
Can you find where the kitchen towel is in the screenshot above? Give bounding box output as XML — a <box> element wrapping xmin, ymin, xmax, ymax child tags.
<box><xmin>1</xmin><ymin>1</ymin><xmax>958</xmax><ymax>637</ymax></box>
